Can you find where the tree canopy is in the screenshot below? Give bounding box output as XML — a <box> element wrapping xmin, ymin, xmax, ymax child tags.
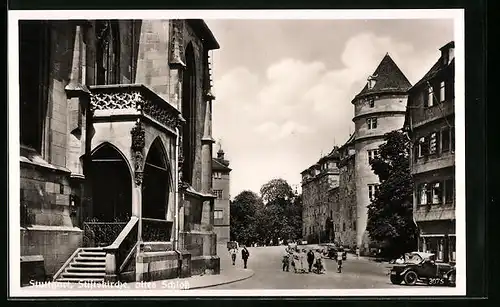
<box><xmin>230</xmin><ymin>179</ymin><xmax>302</xmax><ymax>246</ymax></box>
<box><xmin>366</xmin><ymin>130</ymin><xmax>418</xmax><ymax>258</ymax></box>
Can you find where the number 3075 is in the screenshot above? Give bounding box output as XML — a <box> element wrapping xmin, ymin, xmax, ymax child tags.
<box><xmin>429</xmin><ymin>278</ymin><xmax>445</xmax><ymax>285</ymax></box>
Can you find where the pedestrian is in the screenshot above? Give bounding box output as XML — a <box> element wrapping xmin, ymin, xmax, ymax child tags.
<box><xmin>356</xmin><ymin>247</ymin><xmax>360</xmax><ymax>259</ymax></box>
<box><xmin>337</xmin><ymin>247</ymin><xmax>344</xmax><ymax>273</ymax></box>
<box><xmin>241</xmin><ymin>245</ymin><xmax>250</xmax><ymax>269</ymax></box>
<box><xmin>282</xmin><ymin>248</ymin><xmax>290</xmax><ymax>272</ymax></box>
<box><xmin>307</xmin><ymin>249</ymin><xmax>315</xmax><ymax>272</ymax></box>
<box><xmin>229</xmin><ymin>246</ymin><xmax>238</xmax><ymax>265</ymax></box>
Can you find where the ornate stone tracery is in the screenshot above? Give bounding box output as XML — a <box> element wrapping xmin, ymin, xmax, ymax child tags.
<box><xmin>131</xmin><ymin>120</ymin><xmax>145</xmax><ymax>186</ymax></box>
<box><xmin>90</xmin><ymin>88</ymin><xmax>182</xmax><ymax>131</ymax></box>
<box><xmin>91</xmin><ymin>90</ymin><xmax>144</xmax><ymax>111</ymax></box>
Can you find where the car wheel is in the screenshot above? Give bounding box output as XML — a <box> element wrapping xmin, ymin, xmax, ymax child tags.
<box><xmin>404</xmin><ymin>271</ymin><xmax>418</xmax><ymax>286</ymax></box>
<box><xmin>390</xmin><ymin>275</ymin><xmax>403</xmax><ymax>285</ymax></box>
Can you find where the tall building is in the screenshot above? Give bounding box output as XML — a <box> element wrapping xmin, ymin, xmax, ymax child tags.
<box><xmin>351</xmin><ymin>54</ymin><xmax>412</xmax><ymax>253</ymax></box>
<box><xmin>18</xmin><ymin>19</ymin><xmax>221</xmax><ymax>285</ymax></box>
<box><xmin>301</xmin><ymin>147</ymin><xmax>340</xmax><ymax>244</ymax></box>
<box><xmin>212</xmin><ymin>146</ymin><xmax>231</xmax><ymax>244</ymax></box>
<box><xmin>301</xmin><ymin>54</ymin><xmax>412</xmax><ymax>254</ymax></box>
<box><xmin>405</xmin><ymin>41</ymin><xmax>456</xmax><ymax>263</ymax></box>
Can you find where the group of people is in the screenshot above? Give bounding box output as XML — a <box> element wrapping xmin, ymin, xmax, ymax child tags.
<box><xmin>229</xmin><ymin>245</ymin><xmax>250</xmax><ymax>269</ymax></box>
<box><xmin>282</xmin><ymin>247</ymin><xmax>326</xmax><ymax>274</ymax></box>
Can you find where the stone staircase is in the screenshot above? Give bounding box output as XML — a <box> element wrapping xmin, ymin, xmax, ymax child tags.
<box><xmin>55</xmin><ymin>248</ymin><xmax>106</xmax><ymax>283</ymax></box>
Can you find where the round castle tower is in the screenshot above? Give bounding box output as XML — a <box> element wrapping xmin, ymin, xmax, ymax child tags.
<box><xmin>352</xmin><ymin>53</ymin><xmax>412</xmax><ymax>254</ymax></box>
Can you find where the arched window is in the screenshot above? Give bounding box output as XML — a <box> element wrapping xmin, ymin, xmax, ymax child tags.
<box><xmin>19</xmin><ymin>21</ymin><xmax>51</xmax><ymax>153</ymax></box>
<box><xmin>96</xmin><ymin>20</ymin><xmax>120</xmax><ymax>85</ymax></box>
<box><xmin>181</xmin><ymin>43</ymin><xmax>196</xmax><ymax>184</ymax></box>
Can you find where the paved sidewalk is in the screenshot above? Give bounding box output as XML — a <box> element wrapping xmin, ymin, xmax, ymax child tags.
<box><xmin>23</xmin><ymin>245</ymin><xmax>254</xmax><ymax>292</ymax></box>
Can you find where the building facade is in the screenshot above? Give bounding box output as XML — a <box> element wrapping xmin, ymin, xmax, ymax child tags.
<box><xmin>337</xmin><ymin>135</ymin><xmax>358</xmax><ymax>248</ymax></box>
<box><xmin>405</xmin><ymin>41</ymin><xmax>456</xmax><ymax>263</ymax></box>
<box><xmin>301</xmin><ymin>54</ymin><xmax>412</xmax><ymax>254</ymax></box>
<box><xmin>19</xmin><ymin>19</ymin><xmax>221</xmax><ymax>285</ymax></box>
<box><xmin>301</xmin><ymin>148</ymin><xmax>340</xmax><ymax>244</ymax></box>
<box><xmin>212</xmin><ymin>147</ymin><xmax>231</xmax><ymax>244</ymax></box>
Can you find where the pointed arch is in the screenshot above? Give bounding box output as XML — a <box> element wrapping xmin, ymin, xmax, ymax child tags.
<box><xmin>90</xmin><ymin>141</ymin><xmax>133</xmax><ymax>177</ymax></box>
<box><xmin>88</xmin><ymin>142</ymin><xmax>132</xmax><ymax>221</ymax></box>
<box><xmin>144</xmin><ymin>137</ymin><xmax>173</xmax><ymax>183</ymax></box>
<box><xmin>181</xmin><ymin>42</ymin><xmax>197</xmax><ymax>184</ymax></box>
<box><xmin>142</xmin><ymin>137</ymin><xmax>171</xmax><ymax>220</ymax></box>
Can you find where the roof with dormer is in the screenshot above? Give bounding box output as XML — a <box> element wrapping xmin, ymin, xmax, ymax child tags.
<box><xmin>352</xmin><ymin>53</ymin><xmax>412</xmax><ymax>102</ymax></box>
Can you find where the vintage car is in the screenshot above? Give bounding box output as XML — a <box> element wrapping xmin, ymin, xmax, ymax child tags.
<box><xmin>389</xmin><ymin>252</ymin><xmax>456</xmax><ymax>286</ymax></box>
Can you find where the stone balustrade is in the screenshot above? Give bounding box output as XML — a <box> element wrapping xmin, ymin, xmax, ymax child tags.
<box><xmin>89</xmin><ymin>84</ymin><xmax>184</xmax><ymax>132</ymax></box>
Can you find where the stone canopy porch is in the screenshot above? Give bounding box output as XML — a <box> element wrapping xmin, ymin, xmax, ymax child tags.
<box><xmin>52</xmin><ymin>83</ymin><xmax>218</xmax><ymax>283</ymax></box>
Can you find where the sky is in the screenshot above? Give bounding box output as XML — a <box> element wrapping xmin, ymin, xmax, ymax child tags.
<box><xmin>205</xmin><ymin>19</ymin><xmax>454</xmax><ymax>199</ymax></box>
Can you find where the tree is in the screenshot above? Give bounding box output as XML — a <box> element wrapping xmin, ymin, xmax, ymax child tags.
<box><xmin>258</xmin><ymin>178</ymin><xmax>302</xmax><ymax>245</ymax></box>
<box><xmin>366</xmin><ymin>130</ymin><xmax>418</xmax><ymax>258</ymax></box>
<box><xmin>260</xmin><ymin>178</ymin><xmax>294</xmax><ymax>205</ymax></box>
<box><xmin>230</xmin><ymin>190</ymin><xmax>262</xmax><ymax>246</ymax></box>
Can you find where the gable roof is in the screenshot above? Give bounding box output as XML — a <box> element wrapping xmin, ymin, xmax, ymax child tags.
<box><xmin>212</xmin><ymin>158</ymin><xmax>231</xmax><ymax>172</ymax></box>
<box><xmin>410</xmin><ymin>58</ymin><xmax>454</xmax><ymax>91</ymax></box>
<box><xmin>353</xmin><ymin>54</ymin><xmax>412</xmax><ymax>102</ymax></box>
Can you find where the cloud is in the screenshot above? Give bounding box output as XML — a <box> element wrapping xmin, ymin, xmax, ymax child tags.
<box><xmin>255</xmin><ymin>120</ymin><xmax>314</xmax><ymax>141</ymax></box>
<box><xmin>212</xmin><ymin>30</ymin><xmax>447</xmax><ymax>197</ymax></box>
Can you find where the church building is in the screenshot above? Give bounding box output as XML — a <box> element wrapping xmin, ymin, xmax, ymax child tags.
<box><xmin>19</xmin><ymin>19</ymin><xmax>221</xmax><ymax>285</ymax></box>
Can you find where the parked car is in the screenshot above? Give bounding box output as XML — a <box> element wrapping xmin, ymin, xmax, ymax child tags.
<box><xmin>389</xmin><ymin>252</ymin><xmax>456</xmax><ymax>286</ymax></box>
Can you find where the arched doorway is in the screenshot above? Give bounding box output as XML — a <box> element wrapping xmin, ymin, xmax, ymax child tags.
<box><xmin>88</xmin><ymin>143</ymin><xmax>132</xmax><ymax>221</ymax></box>
<box><xmin>142</xmin><ymin>138</ymin><xmax>170</xmax><ymax>219</ymax></box>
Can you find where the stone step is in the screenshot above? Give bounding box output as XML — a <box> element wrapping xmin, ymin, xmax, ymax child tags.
<box><xmin>56</xmin><ymin>277</ymin><xmax>105</xmax><ymax>283</ymax></box>
<box><xmin>79</xmin><ymin>251</ymin><xmax>106</xmax><ymax>257</ymax></box>
<box><xmin>75</xmin><ymin>256</ymin><xmax>106</xmax><ymax>262</ymax></box>
<box><xmin>82</xmin><ymin>248</ymin><xmax>104</xmax><ymax>252</ymax></box>
<box><xmin>62</xmin><ymin>272</ymin><xmax>105</xmax><ymax>278</ymax></box>
<box><xmin>70</xmin><ymin>261</ymin><xmax>106</xmax><ymax>267</ymax></box>
<box><xmin>66</xmin><ymin>266</ymin><xmax>106</xmax><ymax>273</ymax></box>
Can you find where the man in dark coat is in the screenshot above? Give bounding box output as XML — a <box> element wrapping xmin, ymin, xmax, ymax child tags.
<box><xmin>241</xmin><ymin>245</ymin><xmax>250</xmax><ymax>269</ymax></box>
<box><xmin>307</xmin><ymin>250</ymin><xmax>315</xmax><ymax>272</ymax></box>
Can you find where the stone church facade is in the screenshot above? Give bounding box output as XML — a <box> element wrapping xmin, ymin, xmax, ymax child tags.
<box><xmin>19</xmin><ymin>19</ymin><xmax>221</xmax><ymax>285</ymax></box>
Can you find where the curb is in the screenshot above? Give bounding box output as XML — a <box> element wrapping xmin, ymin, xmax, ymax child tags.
<box><xmin>188</xmin><ymin>269</ymin><xmax>255</xmax><ymax>290</ymax></box>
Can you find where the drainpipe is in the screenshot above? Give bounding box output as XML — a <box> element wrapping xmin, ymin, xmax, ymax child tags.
<box><xmin>174</xmin><ymin>127</ymin><xmax>180</xmax><ymax>251</ymax></box>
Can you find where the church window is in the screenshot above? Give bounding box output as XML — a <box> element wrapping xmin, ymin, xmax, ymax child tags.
<box><xmin>96</xmin><ymin>20</ymin><xmax>120</xmax><ymax>85</ymax></box>
<box><xmin>19</xmin><ymin>21</ymin><xmax>51</xmax><ymax>153</ymax></box>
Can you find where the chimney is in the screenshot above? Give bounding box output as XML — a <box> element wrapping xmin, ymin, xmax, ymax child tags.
<box><xmin>440</xmin><ymin>41</ymin><xmax>455</xmax><ymax>65</ymax></box>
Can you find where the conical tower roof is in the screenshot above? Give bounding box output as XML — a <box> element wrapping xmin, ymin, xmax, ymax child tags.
<box><xmin>353</xmin><ymin>53</ymin><xmax>412</xmax><ymax>102</ymax></box>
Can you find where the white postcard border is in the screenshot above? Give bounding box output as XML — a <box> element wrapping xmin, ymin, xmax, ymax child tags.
<box><xmin>8</xmin><ymin>9</ymin><xmax>466</xmax><ymax>297</ymax></box>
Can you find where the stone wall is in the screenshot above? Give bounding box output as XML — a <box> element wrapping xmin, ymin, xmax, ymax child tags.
<box><xmin>302</xmin><ymin>173</ymin><xmax>337</xmax><ymax>242</ymax></box>
<box><xmin>135</xmin><ymin>251</ymin><xmax>185</xmax><ymax>282</ymax></box>
<box><xmin>337</xmin><ymin>156</ymin><xmax>357</xmax><ymax>249</ymax></box>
